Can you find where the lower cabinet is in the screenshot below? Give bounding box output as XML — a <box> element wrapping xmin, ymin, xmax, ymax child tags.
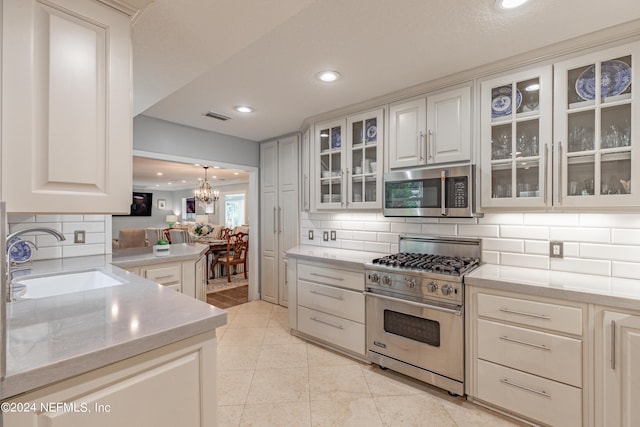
<box><xmin>2</xmin><ymin>331</ymin><xmax>217</xmax><ymax>427</ymax></box>
<box><xmin>595</xmin><ymin>307</ymin><xmax>640</xmax><ymax>427</ymax></box>
<box><xmin>467</xmin><ymin>286</ymin><xmax>587</xmax><ymax>427</ymax></box>
<box><xmin>288</xmin><ymin>258</ymin><xmax>366</xmax><ymax>358</ymax></box>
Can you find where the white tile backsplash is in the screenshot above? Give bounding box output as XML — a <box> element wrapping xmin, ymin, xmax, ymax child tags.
<box><xmin>8</xmin><ymin>214</ymin><xmax>110</xmax><ymax>261</ymax></box>
<box><xmin>302</xmin><ymin>211</ymin><xmax>640</xmax><ymax>279</ymax></box>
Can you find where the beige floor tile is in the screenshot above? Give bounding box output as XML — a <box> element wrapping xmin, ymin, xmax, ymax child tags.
<box><xmin>309</xmin><ymin>365</ymin><xmax>371</xmax><ymax>401</ymax></box>
<box><xmin>217</xmin><ymin>404</ymin><xmax>243</xmax><ymax>427</ymax></box>
<box><xmin>236</xmin><ymin>300</ymin><xmax>274</xmax><ymax>314</ymax></box>
<box><xmin>229</xmin><ymin>312</ymin><xmax>272</xmax><ymax>329</ymax></box>
<box><xmin>218</xmin><ymin>345</ymin><xmax>261</xmax><ymax>371</ymax></box>
<box><xmin>267</xmin><ymin>310</ymin><xmax>289</xmax><ymax>329</ymax></box>
<box><xmin>218</xmin><ymin>327</ymin><xmax>266</xmax><ymax>347</ymax></box>
<box><xmin>245</xmin><ymin>367</ymin><xmax>309</xmax><ymax>404</ymax></box>
<box><xmin>263</xmin><ymin>327</ymin><xmax>306</xmax><ymax>346</ymax></box>
<box><xmin>239</xmin><ymin>402</ymin><xmax>311</xmax><ymax>427</ymax></box>
<box><xmin>374</xmin><ymin>394</ymin><xmax>457</xmax><ymax>427</ymax></box>
<box><xmin>361</xmin><ymin>364</ymin><xmax>431</xmax><ymax>397</ymax></box>
<box><xmin>440</xmin><ymin>399</ymin><xmax>526</xmax><ymax>427</ymax></box>
<box><xmin>256</xmin><ymin>343</ymin><xmax>308</xmax><ymax>369</ymax></box>
<box><xmin>307</xmin><ymin>342</ymin><xmax>361</xmax><ymax>367</ymax></box>
<box><xmin>310</xmin><ymin>397</ymin><xmax>384</xmax><ymax>427</ymax></box>
<box><xmin>218</xmin><ymin>370</ymin><xmax>254</xmax><ymax>406</ymax></box>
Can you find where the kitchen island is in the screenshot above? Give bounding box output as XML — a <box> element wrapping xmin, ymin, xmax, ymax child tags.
<box><xmin>1</xmin><ymin>246</ymin><xmax>226</xmax><ymax>426</ymax></box>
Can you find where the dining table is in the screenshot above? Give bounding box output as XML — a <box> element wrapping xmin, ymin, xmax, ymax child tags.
<box><xmin>192</xmin><ymin>236</ymin><xmax>227</xmax><ymax>280</ymax></box>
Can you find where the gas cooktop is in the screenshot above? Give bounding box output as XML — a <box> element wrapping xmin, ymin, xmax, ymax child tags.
<box><xmin>371</xmin><ymin>253</ymin><xmax>480</xmax><ymax>276</ymax></box>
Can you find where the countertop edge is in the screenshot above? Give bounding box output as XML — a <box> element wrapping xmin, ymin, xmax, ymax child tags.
<box><xmin>287</xmin><ymin>245</ymin><xmax>389</xmax><ymax>270</ymax></box>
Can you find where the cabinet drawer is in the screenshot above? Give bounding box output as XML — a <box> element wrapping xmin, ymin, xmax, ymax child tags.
<box><xmin>298</xmin><ymin>306</ymin><xmax>365</xmax><ymax>356</ymax></box>
<box><xmin>477</xmin><ymin>293</ymin><xmax>582</xmax><ymax>335</ymax></box>
<box><xmin>477</xmin><ymin>319</ymin><xmax>582</xmax><ymax>387</ymax></box>
<box><xmin>298</xmin><ymin>263</ymin><xmax>363</xmax><ymax>291</ymax></box>
<box><xmin>143</xmin><ymin>265</ymin><xmax>181</xmax><ymax>285</ymax></box>
<box><xmin>298</xmin><ymin>281</ymin><xmax>364</xmax><ymax>323</ymax></box>
<box><xmin>477</xmin><ymin>360</ymin><xmax>581</xmax><ymax>427</ymax></box>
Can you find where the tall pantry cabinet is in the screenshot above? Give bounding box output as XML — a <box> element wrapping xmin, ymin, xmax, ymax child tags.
<box><xmin>1</xmin><ymin>0</ymin><xmax>135</xmax><ymax>213</ymax></box>
<box><xmin>260</xmin><ymin>135</ymin><xmax>299</xmax><ymax>306</ymax></box>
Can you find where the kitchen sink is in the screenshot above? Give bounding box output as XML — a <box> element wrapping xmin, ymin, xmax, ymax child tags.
<box><xmin>13</xmin><ymin>269</ymin><xmax>126</xmax><ymax>299</ymax></box>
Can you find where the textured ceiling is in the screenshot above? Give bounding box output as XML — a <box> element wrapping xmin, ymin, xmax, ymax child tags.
<box><xmin>133</xmin><ymin>0</ymin><xmax>640</xmax><ymax>142</ymax></box>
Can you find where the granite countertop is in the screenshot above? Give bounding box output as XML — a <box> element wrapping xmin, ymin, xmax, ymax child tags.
<box><xmin>287</xmin><ymin>245</ymin><xmax>390</xmax><ymax>270</ymax></box>
<box><xmin>1</xmin><ymin>247</ymin><xmax>226</xmax><ymax>400</ymax></box>
<box><xmin>466</xmin><ymin>264</ymin><xmax>640</xmax><ymax>311</ymax></box>
<box><xmin>111</xmin><ymin>242</ymin><xmax>209</xmax><ymax>267</ymax></box>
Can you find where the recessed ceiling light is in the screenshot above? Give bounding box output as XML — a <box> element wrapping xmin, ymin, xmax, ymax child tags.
<box><xmin>495</xmin><ymin>0</ymin><xmax>529</xmax><ymax>10</ymax></box>
<box><xmin>156</xmin><ymin>172</ymin><xmax>163</xmax><ymax>176</ymax></box>
<box><xmin>316</xmin><ymin>70</ymin><xmax>341</xmax><ymax>82</ymax></box>
<box><xmin>213</xmin><ymin>166</ymin><xmax>220</xmax><ymax>169</ymax></box>
<box><xmin>234</xmin><ymin>172</ymin><xmax>239</xmax><ymax>175</ymax></box>
<box><xmin>234</xmin><ymin>105</ymin><xmax>254</xmax><ymax>113</ymax></box>
<box><xmin>181</xmin><ymin>180</ymin><xmax>187</xmax><ymax>183</ymax></box>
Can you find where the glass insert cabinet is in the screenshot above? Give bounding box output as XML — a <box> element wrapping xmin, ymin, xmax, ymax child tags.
<box><xmin>314</xmin><ymin>109</ymin><xmax>383</xmax><ymax>209</ymax></box>
<box><xmin>482</xmin><ymin>41</ymin><xmax>640</xmax><ymax>209</ymax></box>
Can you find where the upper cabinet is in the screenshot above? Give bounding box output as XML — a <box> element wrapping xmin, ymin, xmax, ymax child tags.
<box><xmin>314</xmin><ymin>108</ymin><xmax>383</xmax><ymax>210</ymax></box>
<box><xmin>388</xmin><ymin>86</ymin><xmax>471</xmax><ymax>169</ymax></box>
<box><xmin>480</xmin><ymin>66</ymin><xmax>553</xmax><ymax>208</ymax></box>
<box><xmin>553</xmin><ymin>41</ymin><xmax>640</xmax><ymax>207</ymax></box>
<box><xmin>1</xmin><ymin>0</ymin><xmax>133</xmax><ymax>213</ymax></box>
<box><xmin>481</xmin><ymin>41</ymin><xmax>640</xmax><ymax>210</ymax></box>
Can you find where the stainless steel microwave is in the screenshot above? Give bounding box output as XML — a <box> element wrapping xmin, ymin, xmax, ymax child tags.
<box><xmin>383</xmin><ymin>165</ymin><xmax>480</xmax><ymax>218</ymax></box>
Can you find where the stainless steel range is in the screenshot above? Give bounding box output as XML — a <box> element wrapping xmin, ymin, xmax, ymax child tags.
<box><xmin>364</xmin><ymin>235</ymin><xmax>481</xmax><ymax>396</ymax></box>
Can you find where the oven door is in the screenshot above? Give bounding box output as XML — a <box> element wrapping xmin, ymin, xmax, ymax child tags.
<box><xmin>365</xmin><ymin>291</ymin><xmax>464</xmax><ymax>382</ymax></box>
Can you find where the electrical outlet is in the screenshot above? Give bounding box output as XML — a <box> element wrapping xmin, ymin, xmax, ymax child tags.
<box><xmin>74</xmin><ymin>230</ymin><xmax>86</xmax><ymax>244</ymax></box>
<box><xmin>308</xmin><ymin>230</ymin><xmax>314</xmax><ymax>240</ymax></box>
<box><xmin>323</xmin><ymin>231</ymin><xmax>329</xmax><ymax>241</ymax></box>
<box><xmin>550</xmin><ymin>241</ymin><xmax>563</xmax><ymax>258</ymax></box>
<box><xmin>330</xmin><ymin>230</ymin><xmax>336</xmax><ymax>241</ymax></box>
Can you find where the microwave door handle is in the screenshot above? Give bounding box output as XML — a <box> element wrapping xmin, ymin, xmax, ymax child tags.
<box><xmin>440</xmin><ymin>170</ymin><xmax>447</xmax><ymax>216</ymax></box>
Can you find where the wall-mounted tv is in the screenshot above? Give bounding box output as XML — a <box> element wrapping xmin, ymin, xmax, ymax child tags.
<box><xmin>128</xmin><ymin>192</ymin><xmax>153</xmax><ymax>216</ymax></box>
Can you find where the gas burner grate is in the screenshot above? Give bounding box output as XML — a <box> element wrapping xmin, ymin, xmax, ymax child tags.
<box><xmin>372</xmin><ymin>253</ymin><xmax>479</xmax><ymax>276</ymax></box>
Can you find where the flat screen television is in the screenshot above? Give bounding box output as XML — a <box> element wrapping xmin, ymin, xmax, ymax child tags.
<box><xmin>128</xmin><ymin>192</ymin><xmax>153</xmax><ymax>216</ymax></box>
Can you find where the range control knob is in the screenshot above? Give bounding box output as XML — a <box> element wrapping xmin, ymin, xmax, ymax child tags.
<box><xmin>381</xmin><ymin>275</ymin><xmax>392</xmax><ymax>286</ymax></box>
<box><xmin>441</xmin><ymin>284</ymin><xmax>453</xmax><ymax>296</ymax></box>
<box><xmin>369</xmin><ymin>273</ymin><xmax>379</xmax><ymax>283</ymax></box>
<box><xmin>427</xmin><ymin>282</ymin><xmax>438</xmax><ymax>293</ymax></box>
<box><xmin>405</xmin><ymin>278</ymin><xmax>416</xmax><ymax>289</ymax></box>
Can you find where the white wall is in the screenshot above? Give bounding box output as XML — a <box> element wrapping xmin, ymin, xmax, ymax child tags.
<box><xmin>300</xmin><ymin>211</ymin><xmax>640</xmax><ymax>279</ymax></box>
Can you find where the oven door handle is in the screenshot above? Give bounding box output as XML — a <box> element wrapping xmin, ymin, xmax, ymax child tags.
<box><xmin>364</xmin><ymin>291</ymin><xmax>462</xmax><ymax>316</ymax></box>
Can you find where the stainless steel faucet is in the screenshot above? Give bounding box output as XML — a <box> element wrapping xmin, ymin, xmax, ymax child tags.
<box><xmin>5</xmin><ymin>227</ymin><xmax>66</xmax><ymax>302</ymax></box>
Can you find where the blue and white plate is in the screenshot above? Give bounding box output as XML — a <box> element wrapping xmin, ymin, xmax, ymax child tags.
<box><xmin>575</xmin><ymin>60</ymin><xmax>632</xmax><ymax>101</ymax></box>
<box><xmin>331</xmin><ymin>127</ymin><xmax>341</xmax><ymax>148</ymax></box>
<box><xmin>365</xmin><ymin>119</ymin><xmax>377</xmax><ymax>143</ymax></box>
<box><xmin>7</xmin><ymin>237</ymin><xmax>32</xmax><ymax>263</ymax></box>
<box><xmin>491</xmin><ymin>86</ymin><xmax>522</xmax><ymax>118</ymax></box>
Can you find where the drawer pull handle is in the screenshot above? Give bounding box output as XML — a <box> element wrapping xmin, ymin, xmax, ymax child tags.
<box><xmin>310</xmin><ymin>317</ymin><xmax>344</xmax><ymax>330</ymax></box>
<box><xmin>499</xmin><ymin>308</ymin><xmax>550</xmax><ymax>320</ymax></box>
<box><xmin>611</xmin><ymin>320</ymin><xmax>616</xmax><ymax>370</ymax></box>
<box><xmin>499</xmin><ymin>335</ymin><xmax>551</xmax><ymax>351</ymax></box>
<box><xmin>500</xmin><ymin>378</ymin><xmax>551</xmax><ymax>398</ymax></box>
<box><xmin>310</xmin><ymin>272</ymin><xmax>344</xmax><ymax>281</ymax></box>
<box><xmin>154</xmin><ymin>274</ymin><xmax>175</xmax><ymax>280</ymax></box>
<box><xmin>310</xmin><ymin>290</ymin><xmax>344</xmax><ymax>300</ymax></box>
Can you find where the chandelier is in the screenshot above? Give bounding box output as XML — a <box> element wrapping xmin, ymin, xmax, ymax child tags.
<box><xmin>194</xmin><ymin>166</ymin><xmax>220</xmax><ymax>204</ymax></box>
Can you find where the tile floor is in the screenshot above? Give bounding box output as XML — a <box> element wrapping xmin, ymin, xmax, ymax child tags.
<box><xmin>216</xmin><ymin>300</ymin><xmax>526</xmax><ymax>427</ymax></box>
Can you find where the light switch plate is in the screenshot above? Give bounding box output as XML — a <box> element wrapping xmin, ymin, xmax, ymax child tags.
<box><xmin>330</xmin><ymin>230</ymin><xmax>336</xmax><ymax>241</ymax></box>
<box><xmin>550</xmin><ymin>241</ymin><xmax>563</xmax><ymax>258</ymax></box>
<box><xmin>74</xmin><ymin>230</ymin><xmax>86</xmax><ymax>244</ymax></box>
<box><xmin>308</xmin><ymin>230</ymin><xmax>314</xmax><ymax>240</ymax></box>
<box><xmin>323</xmin><ymin>231</ymin><xmax>329</xmax><ymax>241</ymax></box>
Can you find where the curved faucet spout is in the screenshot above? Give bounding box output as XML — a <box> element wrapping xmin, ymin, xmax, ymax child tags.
<box><xmin>7</xmin><ymin>227</ymin><xmax>66</xmax><ymax>242</ymax></box>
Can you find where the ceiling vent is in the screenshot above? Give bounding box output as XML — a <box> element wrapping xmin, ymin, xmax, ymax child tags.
<box><xmin>203</xmin><ymin>111</ymin><xmax>231</xmax><ymax>121</ymax></box>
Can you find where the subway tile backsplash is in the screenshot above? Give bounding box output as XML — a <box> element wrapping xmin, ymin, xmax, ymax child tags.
<box><xmin>300</xmin><ymin>212</ymin><xmax>640</xmax><ymax>279</ymax></box>
<box><xmin>8</xmin><ymin>214</ymin><xmax>110</xmax><ymax>260</ymax></box>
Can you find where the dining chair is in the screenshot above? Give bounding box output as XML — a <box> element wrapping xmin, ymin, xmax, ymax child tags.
<box><xmin>169</xmin><ymin>229</ymin><xmax>192</xmax><ymax>244</ymax></box>
<box><xmin>118</xmin><ymin>228</ymin><xmax>146</xmax><ymax>249</ymax></box>
<box><xmin>145</xmin><ymin>228</ymin><xmax>165</xmax><ymax>245</ymax></box>
<box><xmin>210</xmin><ymin>232</ymin><xmax>248</xmax><ymax>282</ymax></box>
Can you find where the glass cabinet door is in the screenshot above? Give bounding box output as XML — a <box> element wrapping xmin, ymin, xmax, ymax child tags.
<box><xmin>480</xmin><ymin>66</ymin><xmax>553</xmax><ymax>208</ymax></box>
<box><xmin>346</xmin><ymin>109</ymin><xmax>383</xmax><ymax>208</ymax></box>
<box><xmin>555</xmin><ymin>42</ymin><xmax>639</xmax><ymax>207</ymax></box>
<box><xmin>316</xmin><ymin>119</ymin><xmax>344</xmax><ymax>208</ymax></box>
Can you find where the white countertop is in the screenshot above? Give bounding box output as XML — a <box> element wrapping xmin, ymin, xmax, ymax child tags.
<box><xmin>1</xmin><ymin>244</ymin><xmax>226</xmax><ymax>399</ymax></box>
<box><xmin>466</xmin><ymin>264</ymin><xmax>640</xmax><ymax>310</ymax></box>
<box><xmin>111</xmin><ymin>242</ymin><xmax>209</xmax><ymax>267</ymax></box>
<box><xmin>287</xmin><ymin>245</ymin><xmax>389</xmax><ymax>270</ymax></box>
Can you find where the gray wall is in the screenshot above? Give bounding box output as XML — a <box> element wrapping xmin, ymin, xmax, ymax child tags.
<box><xmin>133</xmin><ymin>115</ymin><xmax>260</xmax><ymax>168</ymax></box>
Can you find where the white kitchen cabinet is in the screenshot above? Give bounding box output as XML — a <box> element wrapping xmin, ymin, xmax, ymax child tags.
<box><xmin>467</xmin><ymin>286</ymin><xmax>587</xmax><ymax>427</ymax></box>
<box><xmin>314</xmin><ymin>108</ymin><xmax>383</xmax><ymax>209</ymax></box>
<box><xmin>2</xmin><ymin>331</ymin><xmax>217</xmax><ymax>427</ymax></box>
<box><xmin>290</xmin><ymin>259</ymin><xmax>366</xmax><ymax>359</ymax></box>
<box><xmin>301</xmin><ymin>127</ymin><xmax>312</xmax><ymax>212</ymax></box>
<box><xmin>260</xmin><ymin>135</ymin><xmax>299</xmax><ymax>305</ymax></box>
<box><xmin>1</xmin><ymin>0</ymin><xmax>134</xmax><ymax>214</ymax></box>
<box><xmin>595</xmin><ymin>308</ymin><xmax>640</xmax><ymax>427</ymax></box>
<box><xmin>553</xmin><ymin>41</ymin><xmax>640</xmax><ymax>207</ymax></box>
<box><xmin>389</xmin><ymin>86</ymin><xmax>471</xmax><ymax>169</ymax></box>
<box><xmin>480</xmin><ymin>65</ymin><xmax>553</xmax><ymax>208</ymax></box>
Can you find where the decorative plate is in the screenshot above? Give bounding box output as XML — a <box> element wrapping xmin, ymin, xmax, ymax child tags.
<box><xmin>7</xmin><ymin>237</ymin><xmax>32</xmax><ymax>263</ymax></box>
<box><xmin>575</xmin><ymin>60</ymin><xmax>632</xmax><ymax>101</ymax></box>
<box><xmin>365</xmin><ymin>120</ymin><xmax>377</xmax><ymax>143</ymax></box>
<box><xmin>331</xmin><ymin>127</ymin><xmax>341</xmax><ymax>148</ymax></box>
<box><xmin>491</xmin><ymin>86</ymin><xmax>522</xmax><ymax>118</ymax></box>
